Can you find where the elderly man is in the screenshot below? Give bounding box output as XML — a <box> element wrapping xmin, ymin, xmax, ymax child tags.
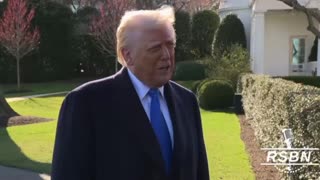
<box><xmin>51</xmin><ymin>6</ymin><xmax>209</xmax><ymax>180</ymax></box>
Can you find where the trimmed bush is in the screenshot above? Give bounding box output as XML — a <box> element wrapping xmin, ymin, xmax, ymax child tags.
<box><xmin>173</xmin><ymin>61</ymin><xmax>206</xmax><ymax>81</ymax></box>
<box><xmin>277</xmin><ymin>76</ymin><xmax>320</xmax><ymax>88</ymax></box>
<box><xmin>198</xmin><ymin>80</ymin><xmax>234</xmax><ymax>110</ymax></box>
<box><xmin>174</xmin><ymin>10</ymin><xmax>192</xmax><ymax>62</ymax></box>
<box><xmin>241</xmin><ymin>74</ymin><xmax>320</xmax><ymax>179</ymax></box>
<box><xmin>212</xmin><ymin>14</ymin><xmax>246</xmax><ymax>57</ymax></box>
<box><xmin>191</xmin><ymin>10</ymin><xmax>219</xmax><ymax>58</ymax></box>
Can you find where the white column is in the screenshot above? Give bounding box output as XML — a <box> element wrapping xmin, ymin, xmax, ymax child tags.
<box><xmin>251</xmin><ymin>12</ymin><xmax>265</xmax><ymax>74</ymax></box>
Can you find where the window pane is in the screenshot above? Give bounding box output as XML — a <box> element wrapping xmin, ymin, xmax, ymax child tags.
<box><xmin>292</xmin><ymin>38</ymin><xmax>305</xmax><ymax>65</ymax></box>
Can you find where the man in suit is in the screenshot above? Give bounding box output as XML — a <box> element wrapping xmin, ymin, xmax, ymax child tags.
<box><xmin>51</xmin><ymin>6</ymin><xmax>209</xmax><ymax>180</ymax></box>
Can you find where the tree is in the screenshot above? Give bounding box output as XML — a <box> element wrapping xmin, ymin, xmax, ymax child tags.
<box><xmin>212</xmin><ymin>14</ymin><xmax>246</xmax><ymax>57</ymax></box>
<box><xmin>174</xmin><ymin>10</ymin><xmax>192</xmax><ymax>61</ymax></box>
<box><xmin>279</xmin><ymin>0</ymin><xmax>320</xmax><ymax>38</ymax></box>
<box><xmin>0</xmin><ymin>0</ymin><xmax>40</xmax><ymax>90</ymax></box>
<box><xmin>0</xmin><ymin>94</ymin><xmax>18</xmax><ymax>123</ymax></box>
<box><xmin>34</xmin><ymin>1</ymin><xmax>74</xmax><ymax>81</ymax></box>
<box><xmin>89</xmin><ymin>0</ymin><xmax>134</xmax><ymax>73</ymax></box>
<box><xmin>191</xmin><ymin>10</ymin><xmax>220</xmax><ymax>58</ymax></box>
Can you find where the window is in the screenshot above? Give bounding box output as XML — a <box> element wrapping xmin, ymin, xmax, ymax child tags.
<box><xmin>291</xmin><ymin>38</ymin><xmax>305</xmax><ymax>72</ymax></box>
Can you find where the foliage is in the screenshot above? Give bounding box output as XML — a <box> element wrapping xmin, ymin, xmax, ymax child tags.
<box><xmin>70</xmin><ymin>35</ymin><xmax>114</xmax><ymax>77</ymax></box>
<box><xmin>191</xmin><ymin>10</ymin><xmax>219</xmax><ymax>58</ymax></box>
<box><xmin>241</xmin><ymin>74</ymin><xmax>320</xmax><ymax>179</ymax></box>
<box><xmin>277</xmin><ymin>76</ymin><xmax>320</xmax><ymax>88</ymax></box>
<box><xmin>0</xmin><ymin>0</ymin><xmax>40</xmax><ymax>89</ymax></box>
<box><xmin>174</xmin><ymin>10</ymin><xmax>192</xmax><ymax>62</ymax></box>
<box><xmin>212</xmin><ymin>14</ymin><xmax>246</xmax><ymax>57</ymax></box>
<box><xmin>34</xmin><ymin>1</ymin><xmax>74</xmax><ymax>81</ymax></box>
<box><xmin>173</xmin><ymin>61</ymin><xmax>206</xmax><ymax>81</ymax></box>
<box><xmin>208</xmin><ymin>44</ymin><xmax>251</xmax><ymax>89</ymax></box>
<box><xmin>89</xmin><ymin>0</ymin><xmax>134</xmax><ymax>72</ymax></box>
<box><xmin>198</xmin><ymin>80</ymin><xmax>234</xmax><ymax>110</ymax></box>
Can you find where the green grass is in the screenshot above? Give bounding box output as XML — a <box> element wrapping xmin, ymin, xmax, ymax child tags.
<box><xmin>0</xmin><ymin>92</ymin><xmax>255</xmax><ymax>179</ymax></box>
<box><xmin>7</xmin><ymin>96</ymin><xmax>65</xmax><ymax>119</ymax></box>
<box><xmin>201</xmin><ymin>110</ymin><xmax>255</xmax><ymax>179</ymax></box>
<box><xmin>0</xmin><ymin>96</ymin><xmax>64</xmax><ymax>174</ymax></box>
<box><xmin>0</xmin><ymin>78</ymin><xmax>91</xmax><ymax>98</ymax></box>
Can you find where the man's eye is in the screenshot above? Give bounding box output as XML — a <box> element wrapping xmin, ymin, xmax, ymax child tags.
<box><xmin>167</xmin><ymin>43</ymin><xmax>175</xmax><ymax>47</ymax></box>
<box><xmin>150</xmin><ymin>46</ymin><xmax>161</xmax><ymax>51</ymax></box>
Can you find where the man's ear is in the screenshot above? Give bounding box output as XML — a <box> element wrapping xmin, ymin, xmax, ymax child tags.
<box><xmin>121</xmin><ymin>48</ymin><xmax>133</xmax><ymax>66</ymax></box>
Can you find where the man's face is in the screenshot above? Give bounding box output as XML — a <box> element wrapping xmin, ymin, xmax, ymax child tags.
<box><xmin>125</xmin><ymin>24</ymin><xmax>175</xmax><ymax>88</ymax></box>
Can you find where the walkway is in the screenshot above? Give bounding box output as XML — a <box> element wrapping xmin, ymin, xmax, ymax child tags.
<box><xmin>0</xmin><ymin>165</ymin><xmax>50</xmax><ymax>180</ymax></box>
<box><xmin>6</xmin><ymin>91</ymin><xmax>68</xmax><ymax>102</ymax></box>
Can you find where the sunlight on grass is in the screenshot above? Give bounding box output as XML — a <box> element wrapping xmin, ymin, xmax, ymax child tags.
<box><xmin>8</xmin><ymin>96</ymin><xmax>65</xmax><ymax>119</ymax></box>
<box><xmin>2</xmin><ymin>94</ymin><xmax>255</xmax><ymax>178</ymax></box>
<box><xmin>201</xmin><ymin>110</ymin><xmax>255</xmax><ymax>180</ymax></box>
<box><xmin>0</xmin><ymin>121</ymin><xmax>56</xmax><ymax>173</ymax></box>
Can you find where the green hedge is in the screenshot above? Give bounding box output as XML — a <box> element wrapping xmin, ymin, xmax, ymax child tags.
<box><xmin>173</xmin><ymin>61</ymin><xmax>206</xmax><ymax>81</ymax></box>
<box><xmin>277</xmin><ymin>76</ymin><xmax>320</xmax><ymax>88</ymax></box>
<box><xmin>241</xmin><ymin>74</ymin><xmax>320</xmax><ymax>179</ymax></box>
<box><xmin>198</xmin><ymin>80</ymin><xmax>234</xmax><ymax>110</ymax></box>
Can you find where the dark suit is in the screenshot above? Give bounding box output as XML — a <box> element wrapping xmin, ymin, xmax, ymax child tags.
<box><xmin>51</xmin><ymin>68</ymin><xmax>209</xmax><ymax>180</ymax></box>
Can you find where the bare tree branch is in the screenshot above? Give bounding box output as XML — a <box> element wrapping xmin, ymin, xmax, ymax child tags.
<box><xmin>279</xmin><ymin>0</ymin><xmax>320</xmax><ymax>38</ymax></box>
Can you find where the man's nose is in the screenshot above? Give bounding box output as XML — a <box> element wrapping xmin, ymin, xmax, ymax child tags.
<box><xmin>161</xmin><ymin>46</ymin><xmax>170</xmax><ymax>60</ymax></box>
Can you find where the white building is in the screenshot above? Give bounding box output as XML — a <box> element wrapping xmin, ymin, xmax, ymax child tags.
<box><xmin>218</xmin><ymin>0</ymin><xmax>320</xmax><ymax>76</ymax></box>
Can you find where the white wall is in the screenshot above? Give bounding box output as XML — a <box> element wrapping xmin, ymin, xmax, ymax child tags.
<box><xmin>264</xmin><ymin>10</ymin><xmax>317</xmax><ymax>76</ymax></box>
<box><xmin>253</xmin><ymin>0</ymin><xmax>320</xmax><ymax>12</ymax></box>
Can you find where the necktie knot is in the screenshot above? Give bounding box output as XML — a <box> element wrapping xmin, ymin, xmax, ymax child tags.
<box><xmin>148</xmin><ymin>88</ymin><xmax>159</xmax><ymax>98</ymax></box>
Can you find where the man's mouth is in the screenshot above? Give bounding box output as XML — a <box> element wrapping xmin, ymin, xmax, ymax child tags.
<box><xmin>159</xmin><ymin>65</ymin><xmax>170</xmax><ymax>70</ymax></box>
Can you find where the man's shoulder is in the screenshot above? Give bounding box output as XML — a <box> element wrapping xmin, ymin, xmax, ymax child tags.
<box><xmin>168</xmin><ymin>80</ymin><xmax>195</xmax><ymax>98</ymax></box>
<box><xmin>67</xmin><ymin>74</ymin><xmax>118</xmax><ymax>98</ymax></box>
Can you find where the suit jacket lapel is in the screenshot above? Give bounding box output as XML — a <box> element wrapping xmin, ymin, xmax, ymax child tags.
<box><xmin>114</xmin><ymin>68</ymin><xmax>167</xmax><ymax>173</ymax></box>
<box><xmin>164</xmin><ymin>83</ymin><xmax>187</xmax><ymax>178</ymax></box>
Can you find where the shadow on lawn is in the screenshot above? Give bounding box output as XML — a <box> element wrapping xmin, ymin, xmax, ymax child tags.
<box><xmin>0</xmin><ymin>96</ymin><xmax>52</xmax><ymax>176</ymax></box>
<box><xmin>0</xmin><ymin>129</ymin><xmax>52</xmax><ymax>176</ymax></box>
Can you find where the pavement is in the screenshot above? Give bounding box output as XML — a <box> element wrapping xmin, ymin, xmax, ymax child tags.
<box><xmin>0</xmin><ymin>165</ymin><xmax>50</xmax><ymax>180</ymax></box>
<box><xmin>6</xmin><ymin>91</ymin><xmax>68</xmax><ymax>102</ymax></box>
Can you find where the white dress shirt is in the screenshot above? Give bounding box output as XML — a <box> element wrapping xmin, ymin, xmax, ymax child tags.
<box><xmin>127</xmin><ymin>69</ymin><xmax>174</xmax><ymax>148</ymax></box>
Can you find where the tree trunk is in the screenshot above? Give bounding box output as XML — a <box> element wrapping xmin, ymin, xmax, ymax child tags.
<box><xmin>0</xmin><ymin>95</ymin><xmax>19</xmax><ymax>127</ymax></box>
<box><xmin>16</xmin><ymin>56</ymin><xmax>20</xmax><ymax>90</ymax></box>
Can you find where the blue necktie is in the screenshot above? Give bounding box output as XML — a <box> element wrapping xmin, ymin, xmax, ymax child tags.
<box><xmin>148</xmin><ymin>88</ymin><xmax>172</xmax><ymax>174</ymax></box>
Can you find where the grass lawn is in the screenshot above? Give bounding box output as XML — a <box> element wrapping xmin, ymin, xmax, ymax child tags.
<box><xmin>0</xmin><ymin>96</ymin><xmax>64</xmax><ymax>174</ymax></box>
<box><xmin>1</xmin><ymin>78</ymin><xmax>91</xmax><ymax>98</ymax></box>
<box><xmin>0</xmin><ymin>82</ymin><xmax>255</xmax><ymax>179</ymax></box>
<box><xmin>201</xmin><ymin>110</ymin><xmax>255</xmax><ymax>179</ymax></box>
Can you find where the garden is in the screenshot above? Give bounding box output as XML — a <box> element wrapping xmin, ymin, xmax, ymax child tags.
<box><xmin>1</xmin><ymin>0</ymin><xmax>320</xmax><ymax>179</ymax></box>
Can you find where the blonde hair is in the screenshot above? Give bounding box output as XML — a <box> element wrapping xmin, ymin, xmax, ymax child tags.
<box><xmin>116</xmin><ymin>6</ymin><xmax>176</xmax><ymax>66</ymax></box>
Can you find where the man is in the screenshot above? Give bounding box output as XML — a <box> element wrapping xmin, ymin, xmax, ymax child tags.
<box><xmin>51</xmin><ymin>6</ymin><xmax>209</xmax><ymax>180</ymax></box>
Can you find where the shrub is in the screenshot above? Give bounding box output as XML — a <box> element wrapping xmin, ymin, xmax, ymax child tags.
<box><xmin>208</xmin><ymin>44</ymin><xmax>251</xmax><ymax>89</ymax></box>
<box><xmin>277</xmin><ymin>76</ymin><xmax>320</xmax><ymax>88</ymax></box>
<box><xmin>34</xmin><ymin>1</ymin><xmax>74</xmax><ymax>81</ymax></box>
<box><xmin>173</xmin><ymin>61</ymin><xmax>206</xmax><ymax>81</ymax></box>
<box><xmin>174</xmin><ymin>10</ymin><xmax>192</xmax><ymax>62</ymax></box>
<box><xmin>190</xmin><ymin>80</ymin><xmax>202</xmax><ymax>94</ymax></box>
<box><xmin>241</xmin><ymin>74</ymin><xmax>320</xmax><ymax>179</ymax></box>
<box><xmin>191</xmin><ymin>10</ymin><xmax>219</xmax><ymax>58</ymax></box>
<box><xmin>212</xmin><ymin>14</ymin><xmax>247</xmax><ymax>57</ymax></box>
<box><xmin>308</xmin><ymin>37</ymin><xmax>318</xmax><ymax>62</ymax></box>
<box><xmin>198</xmin><ymin>80</ymin><xmax>234</xmax><ymax>110</ymax></box>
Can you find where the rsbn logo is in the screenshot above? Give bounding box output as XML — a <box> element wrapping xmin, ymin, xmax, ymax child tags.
<box><xmin>261</xmin><ymin>129</ymin><xmax>319</xmax><ymax>173</ymax></box>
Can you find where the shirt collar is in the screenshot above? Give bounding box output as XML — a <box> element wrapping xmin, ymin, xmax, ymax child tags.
<box><xmin>127</xmin><ymin>69</ymin><xmax>164</xmax><ymax>100</ymax></box>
